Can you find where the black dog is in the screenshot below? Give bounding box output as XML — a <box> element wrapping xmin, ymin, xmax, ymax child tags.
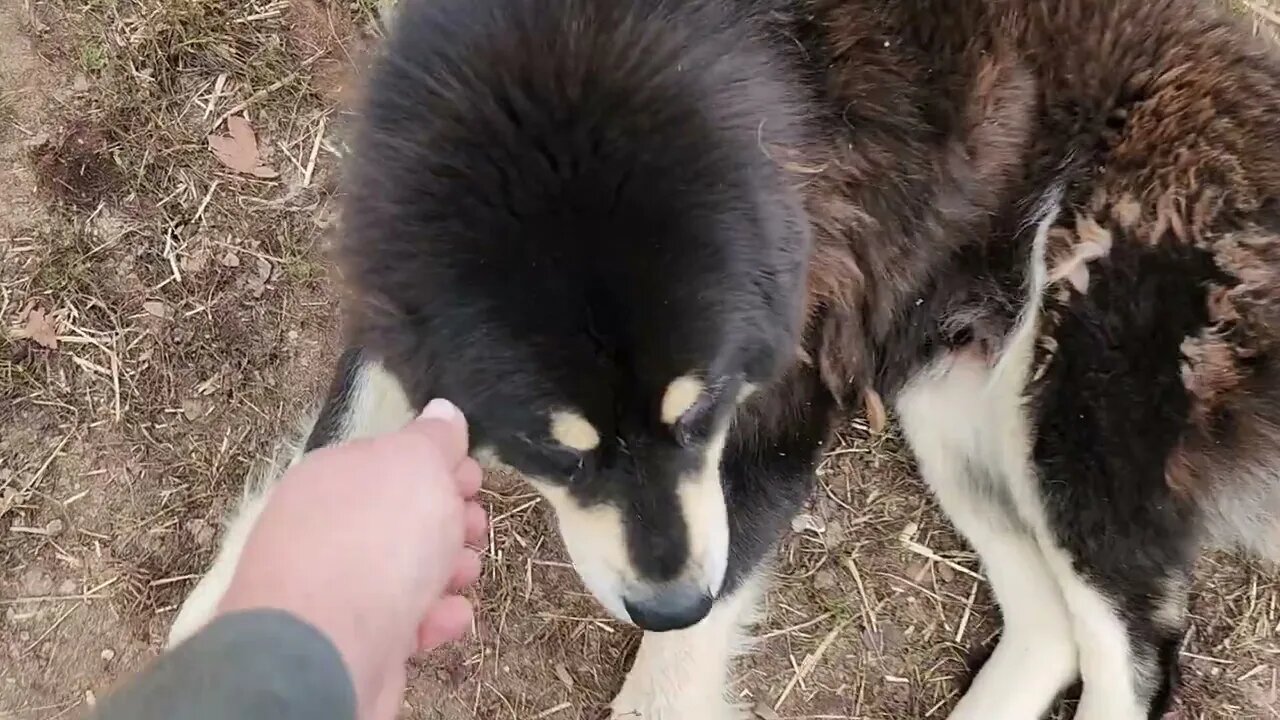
<box><xmin>174</xmin><ymin>1</ymin><xmax>1280</xmax><ymax>717</ymax></box>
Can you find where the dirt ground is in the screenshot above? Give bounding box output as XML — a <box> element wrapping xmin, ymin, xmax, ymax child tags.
<box><xmin>3</xmin><ymin>1</ymin><xmax>1280</xmax><ymax>719</ymax></box>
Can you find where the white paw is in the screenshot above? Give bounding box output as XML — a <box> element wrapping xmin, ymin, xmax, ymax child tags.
<box><xmin>946</xmin><ymin>632</ymin><xmax>1078</xmax><ymax>720</ymax></box>
<box><xmin>610</xmin><ymin>681</ymin><xmax>746</xmax><ymax>720</ymax></box>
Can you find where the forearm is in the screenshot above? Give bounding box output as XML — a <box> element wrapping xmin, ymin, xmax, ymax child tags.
<box><xmin>88</xmin><ymin>609</ymin><xmax>356</xmax><ymax>720</ymax></box>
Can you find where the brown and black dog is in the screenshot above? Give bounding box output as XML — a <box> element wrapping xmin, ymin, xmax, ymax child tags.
<box><xmin>171</xmin><ymin>1</ymin><xmax>1280</xmax><ymax>717</ymax></box>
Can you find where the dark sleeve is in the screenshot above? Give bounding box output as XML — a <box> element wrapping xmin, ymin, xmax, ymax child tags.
<box><xmin>88</xmin><ymin>609</ymin><xmax>357</xmax><ymax>720</ymax></box>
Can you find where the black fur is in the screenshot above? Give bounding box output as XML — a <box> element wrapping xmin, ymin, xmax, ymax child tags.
<box><xmin>305</xmin><ymin>346</ymin><xmax>365</xmax><ymax>452</ymax></box>
<box><xmin>306</xmin><ymin>0</ymin><xmax>1280</xmax><ymax>714</ymax></box>
<box><xmin>1033</xmin><ymin>235</ymin><xmax>1217</xmax><ymax>716</ymax></box>
<box><xmin>338</xmin><ymin>0</ymin><xmax>829</xmax><ymax>595</ymax></box>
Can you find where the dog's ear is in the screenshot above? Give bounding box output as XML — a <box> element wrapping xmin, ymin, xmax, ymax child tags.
<box><xmin>742</xmin><ymin>153</ymin><xmax>821</xmax><ymax>383</ymax></box>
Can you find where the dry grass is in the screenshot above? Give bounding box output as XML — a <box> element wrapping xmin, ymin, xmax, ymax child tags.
<box><xmin>2</xmin><ymin>1</ymin><xmax>1280</xmax><ymax>719</ymax></box>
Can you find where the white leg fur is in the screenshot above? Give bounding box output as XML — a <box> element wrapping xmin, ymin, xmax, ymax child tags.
<box><xmin>898</xmin><ymin>360</ymin><xmax>1078</xmax><ymax>720</ymax></box>
<box><xmin>950</xmin><ymin>539</ymin><xmax>1078</xmax><ymax>720</ymax></box>
<box><xmin>167</xmin><ymin>475</ymin><xmax>279</xmax><ymax>647</ymax></box>
<box><xmin>897</xmin><ymin>190</ymin><xmax>1090</xmax><ymax>720</ymax></box>
<box><xmin>610</xmin><ymin>574</ymin><xmax>763</xmax><ymax>720</ymax></box>
<box><xmin>166</xmin><ymin>358</ymin><xmax>415</xmax><ymax>648</ymax></box>
<box><xmin>1043</xmin><ymin>552</ymin><xmax>1147</xmax><ymax>720</ymax></box>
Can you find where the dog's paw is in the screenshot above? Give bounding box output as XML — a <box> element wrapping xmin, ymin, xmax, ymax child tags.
<box><xmin>609</xmin><ymin>681</ymin><xmax>746</xmax><ymax>720</ymax></box>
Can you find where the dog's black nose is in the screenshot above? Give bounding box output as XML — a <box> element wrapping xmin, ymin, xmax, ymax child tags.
<box><xmin>623</xmin><ymin>587</ymin><xmax>714</xmax><ymax>632</ymax></box>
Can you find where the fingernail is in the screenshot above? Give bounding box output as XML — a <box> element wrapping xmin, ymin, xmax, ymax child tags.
<box><xmin>421</xmin><ymin>398</ymin><xmax>460</xmax><ymax>421</ymax></box>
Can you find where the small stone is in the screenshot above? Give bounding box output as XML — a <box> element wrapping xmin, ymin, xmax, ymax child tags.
<box><xmin>101</xmin><ymin>648</ymin><xmax>115</xmax><ymax>662</ymax></box>
<box><xmin>85</xmin><ymin>690</ymin><xmax>96</xmax><ymax>707</ymax></box>
<box><xmin>220</xmin><ymin>250</ymin><xmax>241</xmax><ymax>267</ymax></box>
<box><xmin>813</xmin><ymin>568</ymin><xmax>838</xmax><ymax>592</ymax></box>
<box><xmin>21</xmin><ymin>567</ymin><xmax>54</xmax><ymax>594</ymax></box>
<box><xmin>142</xmin><ymin>300</ymin><xmax>172</xmax><ymax>319</ymax></box>
<box><xmin>45</xmin><ymin>518</ymin><xmax>65</xmax><ymax>536</ymax></box>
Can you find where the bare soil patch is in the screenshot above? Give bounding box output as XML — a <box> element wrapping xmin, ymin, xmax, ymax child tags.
<box><xmin>2</xmin><ymin>2</ymin><xmax>1279</xmax><ymax>720</ymax></box>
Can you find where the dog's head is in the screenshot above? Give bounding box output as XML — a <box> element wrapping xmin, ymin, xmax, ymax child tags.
<box><xmin>339</xmin><ymin>0</ymin><xmax>812</xmax><ymax>630</ymax></box>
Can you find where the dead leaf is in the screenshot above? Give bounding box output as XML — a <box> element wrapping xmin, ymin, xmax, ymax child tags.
<box><xmin>185</xmin><ymin>519</ymin><xmax>215</xmax><ymax>548</ymax></box>
<box><xmin>753</xmin><ymin>702</ymin><xmax>782</xmax><ymax>720</ymax></box>
<box><xmin>790</xmin><ymin>513</ymin><xmax>826</xmax><ymax>535</ymax></box>
<box><xmin>182</xmin><ymin>397</ymin><xmax>205</xmax><ymax>421</ymax></box>
<box><xmin>142</xmin><ymin>300</ymin><xmax>172</xmax><ymax>319</ymax></box>
<box><xmin>12</xmin><ymin>307</ymin><xmax>59</xmax><ymax>349</ymax></box>
<box><xmin>863</xmin><ymin>388</ymin><xmax>888</xmax><ymax>434</ymax></box>
<box><xmin>822</xmin><ymin>518</ymin><xmax>846</xmax><ymax>549</ymax></box>
<box><xmin>208</xmin><ymin>116</ymin><xmax>278</xmax><ymax>178</ymax></box>
<box><xmin>553</xmin><ymin>663</ymin><xmax>574</xmax><ymax>690</ymax></box>
<box><xmin>0</xmin><ymin>487</ymin><xmax>22</xmax><ymax>520</ymax></box>
<box><xmin>249</xmin><ymin>256</ymin><xmax>274</xmax><ymax>298</ymax></box>
<box><xmin>180</xmin><ymin>247</ymin><xmax>210</xmax><ymax>274</ymax></box>
<box><xmin>23</xmin><ymin>132</ymin><xmax>51</xmax><ymax>150</ymax></box>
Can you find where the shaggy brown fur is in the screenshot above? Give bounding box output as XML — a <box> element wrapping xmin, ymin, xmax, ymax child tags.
<box><xmin>783</xmin><ymin>1</ymin><xmax>1280</xmax><ymax>714</ymax></box>
<box><xmin>796</xmin><ymin>0</ymin><xmax>1280</xmax><ymax>500</ymax></box>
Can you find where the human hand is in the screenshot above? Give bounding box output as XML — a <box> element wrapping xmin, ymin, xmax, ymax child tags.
<box><xmin>216</xmin><ymin>398</ymin><xmax>487</xmax><ymax>720</ymax></box>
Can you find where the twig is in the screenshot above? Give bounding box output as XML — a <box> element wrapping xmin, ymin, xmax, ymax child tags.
<box><xmin>774</xmin><ymin>618</ymin><xmax>851</xmax><ymax>710</ymax></box>
<box><xmin>302</xmin><ymin>116</ymin><xmax>327</xmax><ymax>188</ymax></box>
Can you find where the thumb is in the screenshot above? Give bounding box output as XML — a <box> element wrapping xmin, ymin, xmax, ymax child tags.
<box><xmin>403</xmin><ymin>398</ymin><xmax>469</xmax><ymax>468</ymax></box>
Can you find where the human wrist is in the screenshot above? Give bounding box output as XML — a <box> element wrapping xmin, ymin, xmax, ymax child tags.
<box><xmin>217</xmin><ymin>583</ymin><xmax>403</xmax><ymax>718</ymax></box>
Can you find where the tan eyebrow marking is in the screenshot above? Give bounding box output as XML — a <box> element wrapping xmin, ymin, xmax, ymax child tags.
<box><xmin>549</xmin><ymin>410</ymin><xmax>601</xmax><ymax>451</ymax></box>
<box><xmin>661</xmin><ymin>375</ymin><xmax>705</xmax><ymax>425</ymax></box>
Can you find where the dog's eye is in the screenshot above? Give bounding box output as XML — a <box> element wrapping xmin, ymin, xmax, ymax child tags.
<box><xmin>568</xmin><ymin>456</ymin><xmax>586</xmax><ymax>483</ymax></box>
<box><xmin>514</xmin><ymin>436</ymin><xmax>584</xmax><ymax>480</ymax></box>
<box><xmin>673</xmin><ymin>391</ymin><xmax>718</xmax><ymax>447</ymax></box>
<box><xmin>545</xmin><ymin>448</ymin><xmax>585</xmax><ymax>479</ymax></box>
